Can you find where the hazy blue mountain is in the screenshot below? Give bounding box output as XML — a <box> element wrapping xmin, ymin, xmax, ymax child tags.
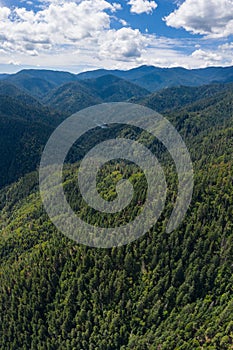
<box><xmin>77</xmin><ymin>65</ymin><xmax>233</xmax><ymax>91</ymax></box>
<box><xmin>76</xmin><ymin>65</ymin><xmax>157</xmax><ymax>80</ymax></box>
<box><xmin>4</xmin><ymin>69</ymin><xmax>77</xmax><ymax>98</ymax></box>
<box><xmin>12</xmin><ymin>69</ymin><xmax>77</xmax><ymax>85</ymax></box>
<box><xmin>2</xmin><ymin>65</ymin><xmax>233</xmax><ymax>97</ymax></box>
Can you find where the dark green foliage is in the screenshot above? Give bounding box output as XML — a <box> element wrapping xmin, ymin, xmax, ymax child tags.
<box><xmin>0</xmin><ymin>77</ymin><xmax>233</xmax><ymax>349</ymax></box>
<box><xmin>0</xmin><ymin>92</ymin><xmax>65</xmax><ymax>188</ymax></box>
<box><xmin>44</xmin><ymin>75</ymin><xmax>149</xmax><ymax>114</ymax></box>
<box><xmin>0</xmin><ymin>155</ymin><xmax>232</xmax><ymax>349</ymax></box>
<box><xmin>0</xmin><ymin>81</ymin><xmax>43</xmax><ymax>107</ymax></box>
<box><xmin>135</xmin><ymin>82</ymin><xmax>233</xmax><ymax>113</ymax></box>
<box><xmin>82</xmin><ymin>75</ymin><xmax>150</xmax><ymax>102</ymax></box>
<box><xmin>43</xmin><ymin>81</ymin><xmax>102</xmax><ymax>115</ymax></box>
<box><xmin>0</xmin><ymin>74</ymin><xmax>147</xmax><ymax>188</ymax></box>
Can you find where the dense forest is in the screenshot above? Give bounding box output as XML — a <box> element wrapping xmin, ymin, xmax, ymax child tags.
<box><xmin>0</xmin><ymin>69</ymin><xmax>232</xmax><ymax>349</ymax></box>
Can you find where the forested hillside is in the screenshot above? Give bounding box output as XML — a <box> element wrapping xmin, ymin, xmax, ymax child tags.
<box><xmin>0</xmin><ymin>80</ymin><xmax>232</xmax><ymax>349</ymax></box>
<box><xmin>0</xmin><ymin>74</ymin><xmax>149</xmax><ymax>188</ymax></box>
<box><xmin>136</xmin><ymin>82</ymin><xmax>233</xmax><ymax>113</ymax></box>
<box><xmin>0</xmin><ymin>88</ymin><xmax>66</xmax><ymax>188</ymax></box>
<box><xmin>43</xmin><ymin>75</ymin><xmax>149</xmax><ymax>114</ymax></box>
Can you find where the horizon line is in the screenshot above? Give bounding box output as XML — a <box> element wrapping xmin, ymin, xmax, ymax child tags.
<box><xmin>0</xmin><ymin>63</ymin><xmax>233</xmax><ymax>76</ymax></box>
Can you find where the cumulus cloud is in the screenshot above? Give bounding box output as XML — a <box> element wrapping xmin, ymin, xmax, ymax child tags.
<box><xmin>128</xmin><ymin>0</ymin><xmax>157</xmax><ymax>14</ymax></box>
<box><xmin>0</xmin><ymin>7</ymin><xmax>10</xmax><ymax>20</ymax></box>
<box><xmin>0</xmin><ymin>0</ymin><xmax>117</xmax><ymax>55</ymax></box>
<box><xmin>220</xmin><ymin>42</ymin><xmax>233</xmax><ymax>50</ymax></box>
<box><xmin>190</xmin><ymin>42</ymin><xmax>233</xmax><ymax>67</ymax></box>
<box><xmin>164</xmin><ymin>0</ymin><xmax>233</xmax><ymax>38</ymax></box>
<box><xmin>0</xmin><ymin>0</ymin><xmax>150</xmax><ymax>65</ymax></box>
<box><xmin>191</xmin><ymin>49</ymin><xmax>223</xmax><ymax>63</ymax></box>
<box><xmin>0</xmin><ymin>0</ymin><xmax>232</xmax><ymax>71</ymax></box>
<box><xmin>99</xmin><ymin>27</ymin><xmax>149</xmax><ymax>60</ymax></box>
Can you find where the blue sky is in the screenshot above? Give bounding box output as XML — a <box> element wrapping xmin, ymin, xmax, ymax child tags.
<box><xmin>0</xmin><ymin>0</ymin><xmax>233</xmax><ymax>73</ymax></box>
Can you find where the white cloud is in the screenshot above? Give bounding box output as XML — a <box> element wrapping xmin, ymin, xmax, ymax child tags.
<box><xmin>112</xmin><ymin>2</ymin><xmax>122</xmax><ymax>11</ymax></box>
<box><xmin>0</xmin><ymin>0</ymin><xmax>117</xmax><ymax>55</ymax></box>
<box><xmin>128</xmin><ymin>0</ymin><xmax>157</xmax><ymax>14</ymax></box>
<box><xmin>0</xmin><ymin>0</ymin><xmax>150</xmax><ymax>66</ymax></box>
<box><xmin>165</xmin><ymin>0</ymin><xmax>233</xmax><ymax>38</ymax></box>
<box><xmin>190</xmin><ymin>42</ymin><xmax>233</xmax><ymax>67</ymax></box>
<box><xmin>220</xmin><ymin>42</ymin><xmax>233</xmax><ymax>50</ymax></box>
<box><xmin>119</xmin><ymin>19</ymin><xmax>128</xmax><ymax>26</ymax></box>
<box><xmin>99</xmin><ymin>27</ymin><xmax>149</xmax><ymax>61</ymax></box>
<box><xmin>8</xmin><ymin>60</ymin><xmax>21</xmax><ymax>66</ymax></box>
<box><xmin>191</xmin><ymin>49</ymin><xmax>223</xmax><ymax>63</ymax></box>
<box><xmin>0</xmin><ymin>6</ymin><xmax>10</xmax><ymax>20</ymax></box>
<box><xmin>0</xmin><ymin>0</ymin><xmax>232</xmax><ymax>71</ymax></box>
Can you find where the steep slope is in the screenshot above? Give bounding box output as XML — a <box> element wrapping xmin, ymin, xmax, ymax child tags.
<box><xmin>0</xmin><ymin>94</ymin><xmax>66</xmax><ymax>188</ymax></box>
<box><xmin>43</xmin><ymin>81</ymin><xmax>102</xmax><ymax>115</ymax></box>
<box><xmin>0</xmin><ymin>75</ymin><xmax>147</xmax><ymax>188</ymax></box>
<box><xmin>1</xmin><ymin>155</ymin><xmax>232</xmax><ymax>350</ymax></box>
<box><xmin>0</xmin><ymin>86</ymin><xmax>232</xmax><ymax>349</ymax></box>
<box><xmin>0</xmin><ymin>92</ymin><xmax>63</xmax><ymax>126</ymax></box>
<box><xmin>0</xmin><ymin>81</ymin><xmax>46</xmax><ymax>110</ymax></box>
<box><xmin>43</xmin><ymin>76</ymin><xmax>149</xmax><ymax>114</ymax></box>
<box><xmin>82</xmin><ymin>74</ymin><xmax>149</xmax><ymax>102</ymax></box>
<box><xmin>136</xmin><ymin>82</ymin><xmax>233</xmax><ymax>113</ymax></box>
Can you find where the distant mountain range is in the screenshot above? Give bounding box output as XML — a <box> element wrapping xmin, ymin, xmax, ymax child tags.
<box><xmin>0</xmin><ymin>64</ymin><xmax>233</xmax><ymax>188</ymax></box>
<box><xmin>1</xmin><ymin>65</ymin><xmax>233</xmax><ymax>96</ymax></box>
<box><xmin>77</xmin><ymin>65</ymin><xmax>233</xmax><ymax>91</ymax></box>
<box><xmin>0</xmin><ymin>69</ymin><xmax>77</xmax><ymax>98</ymax></box>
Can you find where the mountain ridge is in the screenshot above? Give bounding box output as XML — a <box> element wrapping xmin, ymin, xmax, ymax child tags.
<box><xmin>43</xmin><ymin>74</ymin><xmax>150</xmax><ymax>113</ymax></box>
<box><xmin>76</xmin><ymin>65</ymin><xmax>233</xmax><ymax>91</ymax></box>
<box><xmin>1</xmin><ymin>65</ymin><xmax>233</xmax><ymax>95</ymax></box>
